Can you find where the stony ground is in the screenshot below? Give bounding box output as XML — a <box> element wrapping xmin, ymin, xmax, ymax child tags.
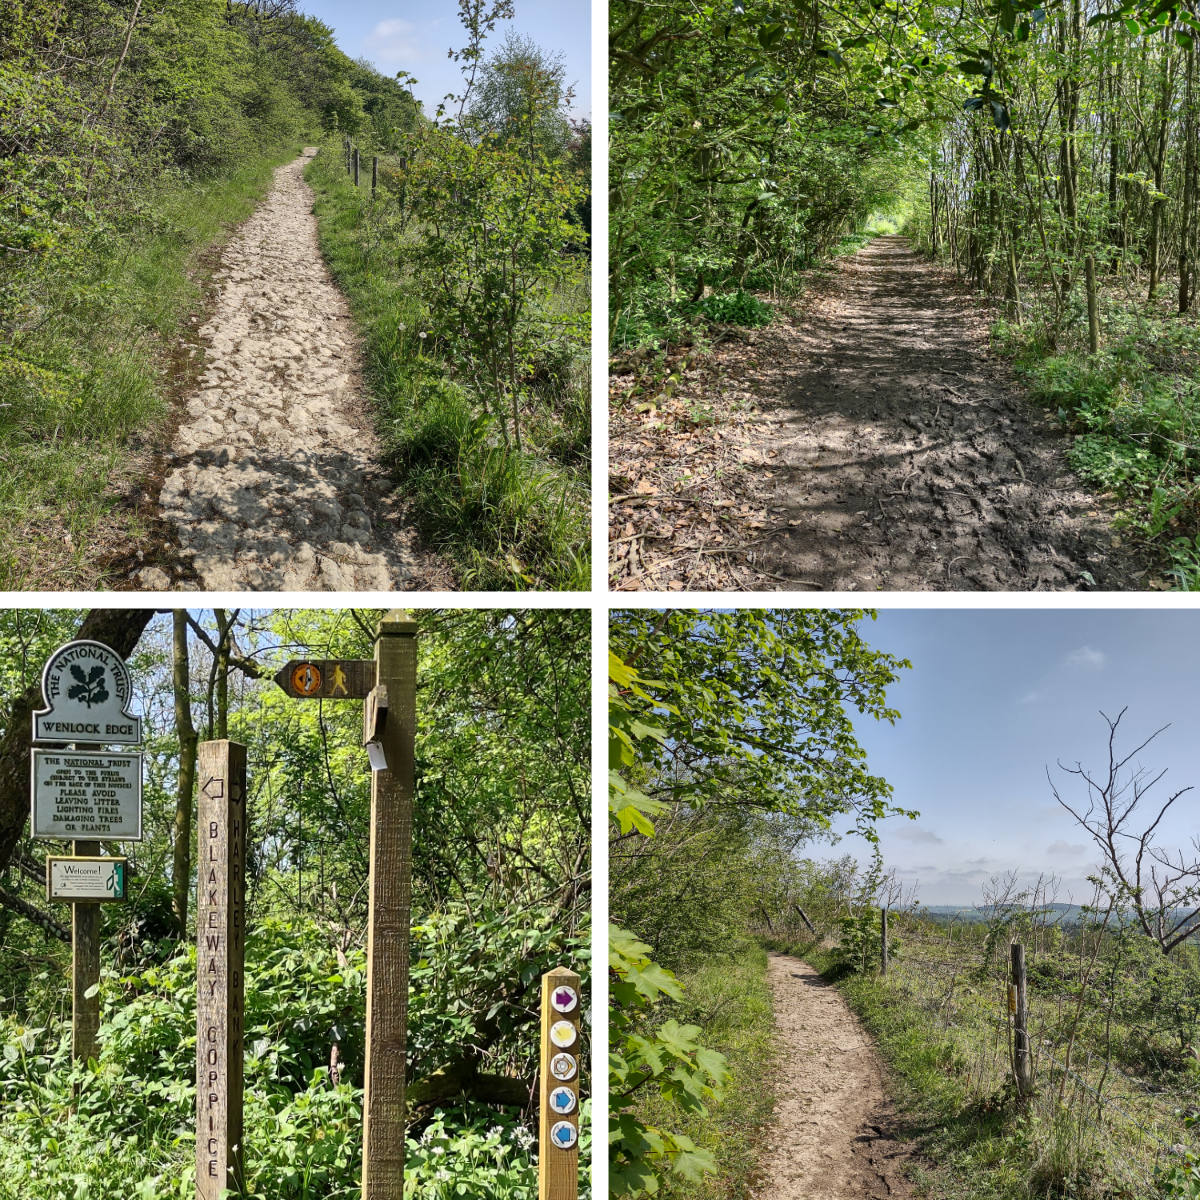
<box><xmin>139</xmin><ymin>148</ymin><xmax>442</xmax><ymax>591</ymax></box>
<box><xmin>611</xmin><ymin>236</ymin><xmax>1153</xmax><ymax>591</ymax></box>
<box><xmin>754</xmin><ymin>952</ymin><xmax>914</xmax><ymax>1200</ymax></box>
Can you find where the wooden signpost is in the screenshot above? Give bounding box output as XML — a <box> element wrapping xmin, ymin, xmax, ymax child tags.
<box><xmin>361</xmin><ymin>611</ymin><xmax>417</xmax><ymax>1200</ymax></box>
<box><xmin>539</xmin><ymin>966</ymin><xmax>582</xmax><ymax>1200</ymax></box>
<box><xmin>195</xmin><ymin>740</ymin><xmax>248</xmax><ymax>1199</ymax></box>
<box><xmin>272</xmin><ymin>612</ymin><xmax>417</xmax><ymax>1200</ymax></box>
<box><xmin>31</xmin><ymin>639</ymin><xmax>143</xmax><ymax>1065</ymax></box>
<box><xmin>273</xmin><ymin>658</ymin><xmax>374</xmax><ymax>700</ymax></box>
<box><xmin>71</xmin><ymin>837</ymin><xmax>101</xmax><ymax>1063</ymax></box>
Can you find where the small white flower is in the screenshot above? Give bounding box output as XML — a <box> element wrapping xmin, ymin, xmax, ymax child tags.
<box><xmin>418</xmin><ymin>331</ymin><xmax>428</xmax><ymax>340</ymax></box>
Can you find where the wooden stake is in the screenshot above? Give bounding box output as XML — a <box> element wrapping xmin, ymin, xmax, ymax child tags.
<box><xmin>539</xmin><ymin>966</ymin><xmax>581</xmax><ymax>1200</ymax></box>
<box><xmin>1011</xmin><ymin>941</ymin><xmax>1033</xmax><ymax>1098</ymax></box>
<box><xmin>361</xmin><ymin>611</ymin><xmax>417</xmax><ymax>1200</ymax></box>
<box><xmin>353</xmin><ymin>148</ymin><xmax>360</xmax><ymax>188</ymax></box>
<box><xmin>372</xmin><ymin>155</ymin><xmax>378</xmax><ymax>198</ymax></box>
<box><xmin>71</xmin><ymin>838</ymin><xmax>101</xmax><ymax>1063</ymax></box>
<box><xmin>880</xmin><ymin>907</ymin><xmax>889</xmax><ymax>976</ymax></box>
<box><xmin>196</xmin><ymin>740</ymin><xmax>247</xmax><ymax>1199</ymax></box>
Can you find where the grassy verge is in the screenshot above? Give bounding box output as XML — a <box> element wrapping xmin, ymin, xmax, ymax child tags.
<box><xmin>306</xmin><ymin>142</ymin><xmax>589</xmax><ymax>591</ymax></box>
<box><xmin>767</xmin><ymin>932</ymin><xmax>1190</xmax><ymax>1200</ymax></box>
<box><xmin>0</xmin><ymin>144</ymin><xmax>305</xmax><ymax>589</ymax></box>
<box><xmin>993</xmin><ymin>305</ymin><xmax>1200</xmax><ymax>589</ymax></box>
<box><xmin>630</xmin><ymin>942</ymin><xmax>775</xmax><ymax>1199</ymax></box>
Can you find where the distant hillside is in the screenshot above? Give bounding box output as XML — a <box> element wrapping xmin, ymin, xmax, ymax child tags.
<box><xmin>918</xmin><ymin>903</ymin><xmax>1199</xmax><ymax>939</ymax></box>
<box><xmin>920</xmin><ymin>902</ymin><xmax>1093</xmax><ymax>926</ymax></box>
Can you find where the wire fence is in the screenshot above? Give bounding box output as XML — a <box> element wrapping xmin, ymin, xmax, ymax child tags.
<box><xmin>878</xmin><ymin>912</ymin><xmax>1200</xmax><ymax>1197</ymax></box>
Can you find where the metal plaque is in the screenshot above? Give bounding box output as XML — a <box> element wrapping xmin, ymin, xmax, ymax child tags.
<box><xmin>32</xmin><ymin>749</ymin><xmax>143</xmax><ymax>840</ymax></box>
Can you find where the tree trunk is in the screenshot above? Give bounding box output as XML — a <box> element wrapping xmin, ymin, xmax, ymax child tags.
<box><xmin>1180</xmin><ymin>41</ymin><xmax>1196</xmax><ymax>313</ymax></box>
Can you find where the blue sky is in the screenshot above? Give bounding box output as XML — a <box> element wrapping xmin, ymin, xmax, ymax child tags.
<box><xmin>298</xmin><ymin>1</ymin><xmax>591</xmax><ymax>120</ymax></box>
<box><xmin>833</xmin><ymin>609</ymin><xmax>1200</xmax><ymax>906</ymax></box>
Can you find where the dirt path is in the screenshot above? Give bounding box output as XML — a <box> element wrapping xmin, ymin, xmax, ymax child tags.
<box><xmin>755</xmin><ymin>953</ymin><xmax>914</xmax><ymax>1200</ymax></box>
<box><xmin>610</xmin><ymin>235</ymin><xmax>1151</xmax><ymax>591</ymax></box>
<box><xmin>140</xmin><ymin>148</ymin><xmax>441</xmax><ymax>591</ymax></box>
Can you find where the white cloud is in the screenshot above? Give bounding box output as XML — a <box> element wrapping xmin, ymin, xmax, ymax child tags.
<box><xmin>1064</xmin><ymin>645</ymin><xmax>1106</xmax><ymax>670</ymax></box>
<box><xmin>896</xmin><ymin>827</ymin><xmax>945</xmax><ymax>845</ymax></box>
<box><xmin>1046</xmin><ymin>840</ymin><xmax>1089</xmax><ymax>859</ymax></box>
<box><xmin>363</xmin><ymin>19</ymin><xmax>423</xmax><ymax>66</ymax></box>
<box><xmin>1019</xmin><ymin>689</ymin><xmax>1042</xmax><ymax>705</ymax></box>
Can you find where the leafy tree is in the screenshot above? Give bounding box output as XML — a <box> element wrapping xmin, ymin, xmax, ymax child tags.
<box><xmin>609</xmin><ymin>609</ymin><xmax>911</xmax><ymax>1196</ymax></box>
<box><xmin>467</xmin><ymin>32</ymin><xmax>574</xmax><ymax>159</ymax></box>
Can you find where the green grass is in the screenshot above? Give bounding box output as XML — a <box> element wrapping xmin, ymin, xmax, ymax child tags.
<box><xmin>630</xmin><ymin>942</ymin><xmax>775</xmax><ymax>1200</ymax></box>
<box><xmin>0</xmin><ymin>144</ymin><xmax>306</xmax><ymax>588</ymax></box>
<box><xmin>305</xmin><ymin>142</ymin><xmax>589</xmax><ymax>591</ymax></box>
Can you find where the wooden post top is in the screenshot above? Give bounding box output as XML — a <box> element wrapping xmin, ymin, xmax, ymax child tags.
<box><xmin>378</xmin><ymin>610</ymin><xmax>417</xmax><ymax>637</ymax></box>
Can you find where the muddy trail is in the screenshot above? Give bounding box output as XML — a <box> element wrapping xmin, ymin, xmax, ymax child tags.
<box><xmin>610</xmin><ymin>236</ymin><xmax>1151</xmax><ymax>591</ymax></box>
<box><xmin>135</xmin><ymin>148</ymin><xmax>445</xmax><ymax>591</ymax></box>
<box><xmin>755</xmin><ymin>952</ymin><xmax>914</xmax><ymax>1200</ymax></box>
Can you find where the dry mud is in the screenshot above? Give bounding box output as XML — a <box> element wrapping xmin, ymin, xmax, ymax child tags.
<box><xmin>758</xmin><ymin>236</ymin><xmax>1141</xmax><ymax>590</ymax></box>
<box><xmin>754</xmin><ymin>953</ymin><xmax>914</xmax><ymax>1200</ymax></box>
<box><xmin>142</xmin><ymin>149</ymin><xmax>434</xmax><ymax>591</ymax></box>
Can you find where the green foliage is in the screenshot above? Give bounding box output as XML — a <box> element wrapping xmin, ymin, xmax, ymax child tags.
<box><xmin>466</xmin><ymin>32</ymin><xmax>574</xmax><ymax>159</ymax></box>
<box><xmin>609</xmin><ymin>613</ymin><xmax>908</xmax><ymax>1197</ymax></box>
<box><xmin>609</xmin><ymin>927</ymin><xmax>728</xmax><ymax>1197</ymax></box>
<box><xmin>306</xmin><ymin>130</ymin><xmax>589</xmax><ymax>590</ymax></box>
<box><xmin>1158</xmin><ymin>1116</ymin><xmax>1200</xmax><ymax>1199</ymax></box>
<box><xmin>609</xmin><ymin>609</ymin><xmax>913</xmax><ymax>834</ymax></box>
<box><xmin>1008</xmin><ymin>325</ymin><xmax>1200</xmax><ymax>580</ymax></box>
<box><xmin>609</xmin><ymin>0</ymin><xmax>934</xmax><ymax>345</ymax></box>
<box><xmin>689</xmin><ymin>291</ymin><xmax>774</xmax><ymax>327</ymax></box>
<box><xmin>0</xmin><ymin>0</ymin><xmax>424</xmax><ymax>587</ymax></box>
<box><xmin>0</xmin><ymin>607</ymin><xmax>591</xmax><ymax>1196</ymax></box>
<box><xmin>403</xmin><ymin>125</ymin><xmax>587</xmax><ymax>454</ymax></box>
<box><xmin>623</xmin><ymin>945</ymin><xmax>775</xmax><ymax>1200</ymax></box>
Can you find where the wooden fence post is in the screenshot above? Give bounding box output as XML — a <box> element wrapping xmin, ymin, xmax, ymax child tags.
<box><xmin>372</xmin><ymin>155</ymin><xmax>378</xmax><ymax>198</ymax></box>
<box><xmin>540</xmin><ymin>966</ymin><xmax>581</xmax><ymax>1200</ymax></box>
<box><xmin>71</xmin><ymin>837</ymin><xmax>101</xmax><ymax>1063</ymax></box>
<box><xmin>195</xmin><ymin>740</ymin><xmax>247</xmax><ymax>1199</ymax></box>
<box><xmin>361</xmin><ymin>612</ymin><xmax>418</xmax><ymax>1200</ymax></box>
<box><xmin>1011</xmin><ymin>942</ymin><xmax>1033</xmax><ymax>1098</ymax></box>
<box><xmin>353</xmin><ymin>148</ymin><xmax>360</xmax><ymax>188</ymax></box>
<box><xmin>880</xmin><ymin>907</ymin><xmax>889</xmax><ymax>976</ymax></box>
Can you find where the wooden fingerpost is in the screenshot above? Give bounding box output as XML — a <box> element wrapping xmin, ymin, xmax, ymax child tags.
<box><xmin>540</xmin><ymin>966</ymin><xmax>582</xmax><ymax>1200</ymax></box>
<box><xmin>361</xmin><ymin>611</ymin><xmax>417</xmax><ymax>1200</ymax></box>
<box><xmin>1010</xmin><ymin>942</ymin><xmax>1033</xmax><ymax>1099</ymax></box>
<box><xmin>372</xmin><ymin>155</ymin><xmax>378</xmax><ymax>198</ymax></box>
<box><xmin>880</xmin><ymin>907</ymin><xmax>889</xmax><ymax>976</ymax></box>
<box><xmin>71</xmin><ymin>837</ymin><xmax>101</xmax><ymax>1063</ymax></box>
<box><xmin>353</xmin><ymin>148</ymin><xmax>360</xmax><ymax>187</ymax></box>
<box><xmin>195</xmin><ymin>740</ymin><xmax>248</xmax><ymax>1199</ymax></box>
